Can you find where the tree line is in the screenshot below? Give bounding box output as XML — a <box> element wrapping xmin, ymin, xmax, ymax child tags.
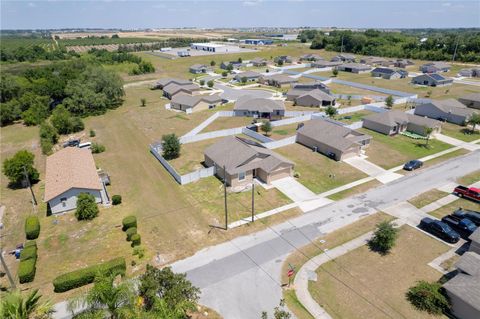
<box><xmin>299</xmin><ymin>29</ymin><xmax>480</xmax><ymax>63</ymax></box>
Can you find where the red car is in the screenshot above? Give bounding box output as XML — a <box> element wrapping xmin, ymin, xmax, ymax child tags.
<box><xmin>454</xmin><ymin>185</ymin><xmax>480</xmax><ymax>202</ymax></box>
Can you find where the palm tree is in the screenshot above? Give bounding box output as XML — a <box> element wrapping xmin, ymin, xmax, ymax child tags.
<box><xmin>68</xmin><ymin>274</ymin><xmax>134</xmax><ymax>319</ymax></box>
<box><xmin>424</xmin><ymin>127</ymin><xmax>434</xmax><ymax>148</ymax></box>
<box><xmin>0</xmin><ymin>289</ymin><xmax>54</xmax><ymax>319</ymax></box>
<box><xmin>467</xmin><ymin>113</ymin><xmax>480</xmax><ymax>134</ymax></box>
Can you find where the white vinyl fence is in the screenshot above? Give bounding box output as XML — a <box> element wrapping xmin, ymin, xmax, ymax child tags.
<box><xmin>180</xmin><ymin>127</ymin><xmax>244</xmax><ymax>144</ymax></box>
<box><xmin>337</xmin><ymin>105</ymin><xmax>365</xmax><ymax>114</ymax></box>
<box><xmin>284</xmin><ymin>110</ymin><xmax>318</xmax><ymax>117</ymax></box>
<box><xmin>263</xmin><ymin>136</ymin><xmax>297</xmax><ymax>149</ymax></box>
<box><xmin>271</xmin><ymin>114</ymin><xmax>313</xmax><ymax>127</ymax></box>
<box><xmin>346</xmin><ymin>121</ymin><xmax>363</xmax><ymax>130</ymax></box>
<box><xmin>242</xmin><ymin>128</ymin><xmax>274</xmax><ymax>143</ymax></box>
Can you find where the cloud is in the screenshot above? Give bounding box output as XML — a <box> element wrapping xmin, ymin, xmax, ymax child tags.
<box><xmin>243</xmin><ymin>0</ymin><xmax>262</xmax><ymax>7</ymax></box>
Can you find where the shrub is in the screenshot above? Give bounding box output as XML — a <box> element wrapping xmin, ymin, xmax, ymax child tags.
<box><xmin>133</xmin><ymin>246</ymin><xmax>145</xmax><ymax>259</ymax></box>
<box><xmin>368</xmin><ymin>221</ymin><xmax>399</xmax><ymax>255</ymax></box>
<box><xmin>24</xmin><ymin>240</ymin><xmax>37</xmax><ymax>248</ymax></box>
<box><xmin>199</xmin><ymin>79</ymin><xmax>205</xmax><ymax>86</ymax></box>
<box><xmin>25</xmin><ymin>216</ymin><xmax>40</xmax><ymax>240</ymax></box>
<box><xmin>91</xmin><ymin>143</ymin><xmax>105</xmax><ymax>154</ymax></box>
<box><xmin>406</xmin><ymin>281</ymin><xmax>450</xmax><ymax>315</ymax></box>
<box><xmin>126</xmin><ymin>227</ymin><xmax>137</xmax><ymax>241</ymax></box>
<box><xmin>122</xmin><ymin>216</ymin><xmax>137</xmax><ymax>231</ymax></box>
<box><xmin>221</xmin><ymin>71</ymin><xmax>228</xmax><ymax>77</ymax></box>
<box><xmin>111</xmin><ymin>195</ymin><xmax>122</xmax><ymax>205</ymax></box>
<box><xmin>18</xmin><ymin>259</ymin><xmax>36</xmax><ymax>283</ymax></box>
<box><xmin>20</xmin><ymin>245</ymin><xmax>37</xmax><ymax>261</ymax></box>
<box><xmin>75</xmin><ymin>193</ymin><xmax>99</xmax><ymax>221</ymax></box>
<box><xmin>89</xmin><ymin>129</ymin><xmax>96</xmax><ymax>137</ymax></box>
<box><xmin>161</xmin><ymin>134</ymin><xmax>180</xmax><ymax>160</ymax></box>
<box><xmin>52</xmin><ymin>257</ymin><xmax>126</xmax><ymax>293</ymax></box>
<box><xmin>131</xmin><ymin>234</ymin><xmax>141</xmax><ymax>247</ymax></box>
<box><xmin>40</xmin><ymin>138</ymin><xmax>54</xmax><ymax>155</ymax></box>
<box><xmin>207</xmin><ymin>80</ymin><xmax>214</xmax><ymax>88</ymax></box>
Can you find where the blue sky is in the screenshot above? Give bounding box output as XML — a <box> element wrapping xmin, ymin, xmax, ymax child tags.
<box><xmin>1</xmin><ymin>0</ymin><xmax>479</xmax><ymax>29</ymax></box>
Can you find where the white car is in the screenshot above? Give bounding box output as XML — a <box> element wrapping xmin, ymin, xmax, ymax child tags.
<box><xmin>78</xmin><ymin>142</ymin><xmax>92</xmax><ymax>149</ymax></box>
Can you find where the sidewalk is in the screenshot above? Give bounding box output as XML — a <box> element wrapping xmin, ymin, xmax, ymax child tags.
<box><xmin>435</xmin><ymin>134</ymin><xmax>480</xmax><ymax>151</ymax></box>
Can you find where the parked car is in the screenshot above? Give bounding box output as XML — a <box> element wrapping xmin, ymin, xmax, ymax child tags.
<box><xmin>419</xmin><ymin>217</ymin><xmax>460</xmax><ymax>243</ymax></box>
<box><xmin>78</xmin><ymin>142</ymin><xmax>92</xmax><ymax>149</ymax></box>
<box><xmin>452</xmin><ymin>208</ymin><xmax>480</xmax><ymax>226</ymax></box>
<box><xmin>453</xmin><ymin>185</ymin><xmax>480</xmax><ymax>202</ymax></box>
<box><xmin>403</xmin><ymin>160</ymin><xmax>423</xmax><ymax>171</ymax></box>
<box><xmin>441</xmin><ymin>216</ymin><xmax>477</xmax><ymax>239</ymax></box>
<box><xmin>63</xmin><ymin>139</ymin><xmax>80</xmax><ymax>148</ymax></box>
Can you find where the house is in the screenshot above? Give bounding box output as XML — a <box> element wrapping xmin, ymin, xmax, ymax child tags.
<box><xmin>233</xmin><ymin>96</ymin><xmax>285</xmax><ymax>120</ymax></box>
<box><xmin>443</xmin><ymin>251</ymin><xmax>480</xmax><ymax>319</ymax></box>
<box><xmin>360</xmin><ymin>56</ymin><xmax>387</xmax><ymax>66</ymax></box>
<box><xmin>204</xmin><ymin>136</ymin><xmax>294</xmax><ymax>187</ymax></box>
<box><xmin>250</xmin><ymin>57</ymin><xmax>268</xmax><ymax>67</ymax></box>
<box><xmin>291</xmin><ymin>81</ymin><xmax>331</xmax><ymax>94</ymax></box>
<box><xmin>411</xmin><ymin>73</ymin><xmax>453</xmax><ymax>87</ymax></box>
<box><xmin>220</xmin><ymin>61</ymin><xmax>244</xmax><ymax>70</ymax></box>
<box><xmin>287</xmin><ymin>89</ymin><xmax>335</xmax><ymax>107</ymax></box>
<box><xmin>190</xmin><ymin>42</ymin><xmax>240</xmax><ymax>53</ymax></box>
<box><xmin>420</xmin><ymin>62</ymin><xmax>451</xmax><ymax>73</ymax></box>
<box><xmin>189</xmin><ymin>64</ymin><xmax>210</xmax><ymax>74</ymax></box>
<box><xmin>311</xmin><ymin>60</ymin><xmax>343</xmax><ymax>68</ymax></box>
<box><xmin>459</xmin><ymin>93</ymin><xmax>480</xmax><ymax>110</ymax></box>
<box><xmin>300</xmin><ymin>54</ymin><xmax>323</xmax><ymax>61</ymax></box>
<box><xmin>469</xmin><ymin>228</ymin><xmax>480</xmax><ymax>255</ymax></box>
<box><xmin>259</xmin><ymin>74</ymin><xmax>298</xmax><ymax>87</ymax></box>
<box><xmin>296</xmin><ymin>119</ymin><xmax>371</xmax><ymax>161</ymax></box>
<box><xmin>162</xmin><ymin>83</ymin><xmax>200</xmax><ymax>99</ymax></box>
<box><xmin>394</xmin><ymin>59</ymin><xmax>415</xmax><ymax>68</ymax></box>
<box><xmin>274</xmin><ymin>55</ymin><xmax>293</xmax><ymax>64</ymax></box>
<box><xmin>177</xmin><ymin>51</ymin><xmax>190</xmax><ymax>57</ymax></box>
<box><xmin>371</xmin><ymin>67</ymin><xmax>408</xmax><ymax>80</ymax></box>
<box><xmin>44</xmin><ymin>147</ymin><xmax>106</xmax><ymax>215</ymax></box>
<box><xmin>170</xmin><ymin>93</ymin><xmax>223</xmax><ymax>113</ymax></box>
<box><xmin>244</xmin><ymin>39</ymin><xmax>273</xmax><ymax>45</ymax></box>
<box><xmin>154</xmin><ymin>78</ymin><xmax>192</xmax><ymax>90</ymax></box>
<box><xmin>336</xmin><ymin>63</ymin><xmax>371</xmax><ymax>73</ymax></box>
<box><xmin>414</xmin><ymin>99</ymin><xmax>477</xmax><ymax>125</ymax></box>
<box><xmin>362</xmin><ymin>110</ymin><xmax>441</xmax><ymax>136</ymax></box>
<box><xmin>234</xmin><ymin>71</ymin><xmax>262</xmax><ymax>82</ymax></box>
<box><xmin>458</xmin><ymin>68</ymin><xmax>480</xmax><ymax>77</ymax></box>
<box><xmin>331</xmin><ymin>54</ymin><xmax>356</xmax><ymax>62</ymax></box>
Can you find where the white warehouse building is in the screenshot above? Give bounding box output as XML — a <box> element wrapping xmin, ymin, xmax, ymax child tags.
<box><xmin>190</xmin><ymin>42</ymin><xmax>239</xmax><ymax>53</ymax></box>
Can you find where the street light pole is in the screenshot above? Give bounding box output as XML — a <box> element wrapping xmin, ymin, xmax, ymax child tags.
<box><xmin>223</xmin><ymin>166</ymin><xmax>228</xmax><ymax>230</ymax></box>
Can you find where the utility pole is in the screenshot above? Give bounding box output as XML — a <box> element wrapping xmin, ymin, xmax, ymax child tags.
<box><xmin>23</xmin><ymin>166</ymin><xmax>37</xmax><ymax>206</ymax></box>
<box><xmin>452</xmin><ymin>35</ymin><xmax>459</xmax><ymax>62</ymax></box>
<box><xmin>251</xmin><ymin>182</ymin><xmax>255</xmax><ymax>223</ymax></box>
<box><xmin>0</xmin><ymin>249</ymin><xmax>16</xmax><ymax>289</ymax></box>
<box><xmin>223</xmin><ymin>166</ymin><xmax>228</xmax><ymax>230</ymax></box>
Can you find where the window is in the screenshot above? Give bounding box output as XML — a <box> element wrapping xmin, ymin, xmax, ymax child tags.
<box><xmin>238</xmin><ymin>172</ymin><xmax>246</xmax><ymax>181</ymax></box>
<box><xmin>61</xmin><ymin>197</ymin><xmax>67</xmax><ymax>207</ymax></box>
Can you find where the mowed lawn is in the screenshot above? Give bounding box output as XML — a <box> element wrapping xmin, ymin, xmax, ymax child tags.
<box><xmin>309</xmin><ymin>226</ymin><xmax>450</xmax><ymax>319</ymax></box>
<box><xmin>269</xmin><ymin>123</ymin><xmax>300</xmax><ymax>140</ymax></box>
<box><xmin>201</xmin><ymin>116</ymin><xmax>254</xmax><ymax>133</ymax></box>
<box><xmin>440</xmin><ymin>122</ymin><xmax>480</xmax><ymax>142</ymax></box>
<box><xmin>408</xmin><ymin>189</ymin><xmax>449</xmax><ymax>209</ymax></box>
<box><xmin>359</xmin><ymin>128</ymin><xmax>453</xmax><ymax>169</ymax></box>
<box><xmin>336</xmin><ymin>110</ymin><xmax>374</xmax><ymax>124</ymax></box>
<box><xmin>276</xmin><ymin>143</ymin><xmax>368</xmax><ymax>194</ymax></box>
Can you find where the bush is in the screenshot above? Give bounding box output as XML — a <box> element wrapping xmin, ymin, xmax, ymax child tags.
<box><xmin>406</xmin><ymin>281</ymin><xmax>450</xmax><ymax>315</ymax></box>
<box><xmin>132</xmin><ymin>246</ymin><xmax>145</xmax><ymax>259</ymax></box>
<box><xmin>161</xmin><ymin>133</ymin><xmax>180</xmax><ymax>160</ymax></box>
<box><xmin>40</xmin><ymin>138</ymin><xmax>54</xmax><ymax>155</ymax></box>
<box><xmin>131</xmin><ymin>234</ymin><xmax>141</xmax><ymax>247</ymax></box>
<box><xmin>89</xmin><ymin>129</ymin><xmax>96</xmax><ymax>137</ymax></box>
<box><xmin>52</xmin><ymin>257</ymin><xmax>126</xmax><ymax>293</ymax></box>
<box><xmin>111</xmin><ymin>195</ymin><xmax>122</xmax><ymax>205</ymax></box>
<box><xmin>20</xmin><ymin>245</ymin><xmax>37</xmax><ymax>261</ymax></box>
<box><xmin>24</xmin><ymin>240</ymin><xmax>37</xmax><ymax>248</ymax></box>
<box><xmin>75</xmin><ymin>193</ymin><xmax>99</xmax><ymax>221</ymax></box>
<box><xmin>25</xmin><ymin>216</ymin><xmax>40</xmax><ymax>240</ymax></box>
<box><xmin>126</xmin><ymin>227</ymin><xmax>137</xmax><ymax>241</ymax></box>
<box><xmin>368</xmin><ymin>221</ymin><xmax>399</xmax><ymax>254</ymax></box>
<box><xmin>18</xmin><ymin>259</ymin><xmax>36</xmax><ymax>284</ymax></box>
<box><xmin>207</xmin><ymin>80</ymin><xmax>214</xmax><ymax>88</ymax></box>
<box><xmin>91</xmin><ymin>143</ymin><xmax>106</xmax><ymax>154</ymax></box>
<box><xmin>122</xmin><ymin>215</ymin><xmax>137</xmax><ymax>231</ymax></box>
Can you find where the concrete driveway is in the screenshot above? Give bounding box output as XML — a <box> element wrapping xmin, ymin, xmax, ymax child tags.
<box><xmin>271</xmin><ymin>177</ymin><xmax>315</xmax><ymax>202</ymax></box>
<box><xmin>343</xmin><ymin>156</ymin><xmax>403</xmax><ymax>184</ymax></box>
<box><xmin>214</xmin><ymin>83</ymin><xmax>274</xmax><ymax>101</ymax></box>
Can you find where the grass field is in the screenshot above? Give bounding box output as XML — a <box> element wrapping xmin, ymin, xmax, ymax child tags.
<box><xmin>0</xmin><ymin>37</ymin><xmax>56</xmax><ymax>51</ymax></box>
<box><xmin>276</xmin><ymin>143</ymin><xmax>368</xmax><ymax>194</ymax></box>
<box><xmin>440</xmin><ymin>122</ymin><xmax>480</xmax><ymax>142</ymax></box>
<box><xmin>456</xmin><ymin>170</ymin><xmax>480</xmax><ymax>185</ymax></box>
<box><xmin>336</xmin><ymin>110</ymin><xmax>374</xmax><ymax>124</ymax></box>
<box><xmin>359</xmin><ymin>128</ymin><xmax>453</xmax><ymax>169</ymax></box>
<box><xmin>429</xmin><ymin>198</ymin><xmax>480</xmax><ymax>219</ymax></box>
<box><xmin>269</xmin><ymin>123</ymin><xmax>300</xmax><ymax>140</ymax></box>
<box><xmin>408</xmin><ymin>189</ymin><xmax>449</xmax><ymax>208</ymax></box>
<box><xmin>421</xmin><ymin>148</ymin><xmax>469</xmax><ymax>169</ymax></box>
<box><xmin>201</xmin><ymin>116</ymin><xmax>253</xmax><ymax>132</ymax></box>
<box><xmin>309</xmin><ymin>226</ymin><xmax>449</xmax><ymax>319</ymax></box>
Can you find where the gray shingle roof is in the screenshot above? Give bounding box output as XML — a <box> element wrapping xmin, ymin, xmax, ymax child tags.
<box><xmin>339</xmin><ymin>63</ymin><xmax>371</xmax><ymax>70</ymax></box>
<box><xmin>371</xmin><ymin>67</ymin><xmax>396</xmax><ymax>75</ymax></box>
<box><xmin>262</xmin><ymin>74</ymin><xmax>298</xmax><ymax>84</ymax></box>
<box><xmin>469</xmin><ymin>228</ymin><xmax>480</xmax><ymax>244</ymax></box>
<box><xmin>156</xmin><ymin>78</ymin><xmax>191</xmax><ymax>88</ymax></box>
<box><xmin>363</xmin><ymin>110</ymin><xmax>440</xmax><ymax>128</ymax></box>
<box><xmin>297</xmin><ymin>89</ymin><xmax>335</xmax><ymax>102</ymax></box>
<box><xmin>172</xmin><ymin>93</ymin><xmax>222</xmax><ymax>108</ymax></box>
<box><xmin>234</xmin><ymin>96</ymin><xmax>285</xmax><ymax>113</ymax></box>
<box><xmin>163</xmin><ymin>83</ymin><xmax>199</xmax><ymax>96</ymax></box>
<box><xmin>460</xmin><ymin>93</ymin><xmax>480</xmax><ymax>103</ymax></box>
<box><xmin>430</xmin><ymin>99</ymin><xmax>476</xmax><ymax>117</ymax></box>
<box><xmin>234</xmin><ymin>71</ymin><xmax>261</xmax><ymax>80</ymax></box>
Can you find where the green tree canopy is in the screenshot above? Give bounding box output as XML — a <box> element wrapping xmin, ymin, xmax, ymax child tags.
<box><xmin>161</xmin><ymin>134</ymin><xmax>181</xmax><ymax>160</ymax></box>
<box><xmin>368</xmin><ymin>221</ymin><xmax>399</xmax><ymax>254</ymax></box>
<box><xmin>2</xmin><ymin>149</ymin><xmax>39</xmax><ymax>185</ymax></box>
<box><xmin>75</xmin><ymin>193</ymin><xmax>99</xmax><ymax>221</ymax></box>
<box><xmin>406</xmin><ymin>281</ymin><xmax>450</xmax><ymax>315</ymax></box>
<box><xmin>50</xmin><ymin>105</ymin><xmax>84</xmax><ymax>135</ymax></box>
<box><xmin>261</xmin><ymin>121</ymin><xmax>272</xmax><ymax>136</ymax></box>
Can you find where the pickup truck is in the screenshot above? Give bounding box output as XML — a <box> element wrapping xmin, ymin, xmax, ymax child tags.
<box><xmin>419</xmin><ymin>217</ymin><xmax>460</xmax><ymax>243</ymax></box>
<box><xmin>452</xmin><ymin>208</ymin><xmax>480</xmax><ymax>226</ymax></box>
<box><xmin>453</xmin><ymin>185</ymin><xmax>480</xmax><ymax>202</ymax></box>
<box><xmin>441</xmin><ymin>216</ymin><xmax>477</xmax><ymax>239</ymax></box>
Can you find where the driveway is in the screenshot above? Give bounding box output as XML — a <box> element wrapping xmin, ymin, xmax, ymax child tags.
<box><xmin>435</xmin><ymin>133</ymin><xmax>480</xmax><ymax>151</ymax></box>
<box><xmin>271</xmin><ymin>177</ymin><xmax>315</xmax><ymax>202</ymax></box>
<box><xmin>343</xmin><ymin>156</ymin><xmax>403</xmax><ymax>184</ymax></box>
<box><xmin>214</xmin><ymin>83</ymin><xmax>274</xmax><ymax>101</ymax></box>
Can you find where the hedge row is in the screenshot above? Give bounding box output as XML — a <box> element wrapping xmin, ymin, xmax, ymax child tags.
<box><xmin>122</xmin><ymin>216</ymin><xmax>136</xmax><ymax>231</ymax></box>
<box><xmin>25</xmin><ymin>216</ymin><xmax>40</xmax><ymax>240</ymax></box>
<box><xmin>131</xmin><ymin>234</ymin><xmax>141</xmax><ymax>247</ymax></box>
<box><xmin>126</xmin><ymin>227</ymin><xmax>137</xmax><ymax>241</ymax></box>
<box><xmin>52</xmin><ymin>257</ymin><xmax>126</xmax><ymax>293</ymax></box>
<box><xmin>18</xmin><ymin>241</ymin><xmax>38</xmax><ymax>283</ymax></box>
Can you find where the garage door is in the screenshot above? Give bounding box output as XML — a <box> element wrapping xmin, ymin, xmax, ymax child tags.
<box><xmin>269</xmin><ymin>167</ymin><xmax>292</xmax><ymax>182</ymax></box>
<box><xmin>341</xmin><ymin>149</ymin><xmax>359</xmax><ymax>160</ymax></box>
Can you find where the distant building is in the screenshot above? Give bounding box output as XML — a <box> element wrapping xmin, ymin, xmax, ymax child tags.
<box><xmin>154</xmin><ymin>78</ymin><xmax>192</xmax><ymax>90</ymax></box>
<box><xmin>170</xmin><ymin>93</ymin><xmax>223</xmax><ymax>113</ymax></box>
<box><xmin>371</xmin><ymin>67</ymin><xmax>408</xmax><ymax>80</ymax></box>
<box><xmin>244</xmin><ymin>39</ymin><xmax>273</xmax><ymax>45</ymax></box>
<box><xmin>300</xmin><ymin>54</ymin><xmax>324</xmax><ymax>62</ymax></box>
<box><xmin>162</xmin><ymin>83</ymin><xmax>200</xmax><ymax>99</ymax></box>
<box><xmin>289</xmin><ymin>89</ymin><xmax>336</xmax><ymax>107</ymax></box>
<box><xmin>233</xmin><ymin>96</ymin><xmax>285</xmax><ymax>120</ymax></box>
<box><xmin>250</xmin><ymin>57</ymin><xmax>268</xmax><ymax>67</ymax></box>
<box><xmin>189</xmin><ymin>64</ymin><xmax>210</xmax><ymax>74</ymax></box>
<box><xmin>190</xmin><ymin>42</ymin><xmax>239</xmax><ymax>53</ymax></box>
<box><xmin>458</xmin><ymin>68</ymin><xmax>480</xmax><ymax>78</ymax></box>
<box><xmin>362</xmin><ymin>110</ymin><xmax>441</xmax><ymax>136</ymax></box>
<box><xmin>234</xmin><ymin>71</ymin><xmax>262</xmax><ymax>82</ymax></box>
<box><xmin>177</xmin><ymin>51</ymin><xmax>190</xmax><ymax>57</ymax></box>
<box><xmin>360</xmin><ymin>56</ymin><xmax>394</xmax><ymax>66</ymax></box>
<box><xmin>394</xmin><ymin>59</ymin><xmax>415</xmax><ymax>68</ymax></box>
<box><xmin>412</xmin><ymin>73</ymin><xmax>453</xmax><ymax>87</ymax></box>
<box><xmin>274</xmin><ymin>55</ymin><xmax>293</xmax><ymax>64</ymax></box>
<box><xmin>311</xmin><ymin>60</ymin><xmax>343</xmax><ymax>68</ymax></box>
<box><xmin>459</xmin><ymin>93</ymin><xmax>480</xmax><ymax>110</ymax></box>
<box><xmin>259</xmin><ymin>74</ymin><xmax>298</xmax><ymax>87</ymax></box>
<box><xmin>291</xmin><ymin>81</ymin><xmax>331</xmax><ymax>94</ymax></box>
<box><xmin>220</xmin><ymin>61</ymin><xmax>244</xmax><ymax>70</ymax></box>
<box><xmin>331</xmin><ymin>54</ymin><xmax>356</xmax><ymax>62</ymax></box>
<box><xmin>336</xmin><ymin>63</ymin><xmax>371</xmax><ymax>73</ymax></box>
<box><xmin>420</xmin><ymin>62</ymin><xmax>451</xmax><ymax>73</ymax></box>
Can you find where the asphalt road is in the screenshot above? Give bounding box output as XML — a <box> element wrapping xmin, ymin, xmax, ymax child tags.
<box><xmin>171</xmin><ymin>150</ymin><xmax>480</xmax><ymax>319</ymax></box>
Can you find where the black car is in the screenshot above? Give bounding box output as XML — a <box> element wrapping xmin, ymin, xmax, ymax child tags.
<box><xmin>419</xmin><ymin>217</ymin><xmax>460</xmax><ymax>243</ymax></box>
<box><xmin>441</xmin><ymin>216</ymin><xmax>477</xmax><ymax>239</ymax></box>
<box><xmin>403</xmin><ymin>160</ymin><xmax>423</xmax><ymax>171</ymax></box>
<box><xmin>452</xmin><ymin>208</ymin><xmax>480</xmax><ymax>226</ymax></box>
<box><xmin>62</xmin><ymin>139</ymin><xmax>80</xmax><ymax>148</ymax></box>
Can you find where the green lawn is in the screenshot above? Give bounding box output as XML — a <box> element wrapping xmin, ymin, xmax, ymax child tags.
<box><xmin>276</xmin><ymin>143</ymin><xmax>368</xmax><ymax>194</ymax></box>
<box><xmin>408</xmin><ymin>189</ymin><xmax>449</xmax><ymax>209</ymax></box>
<box><xmin>421</xmin><ymin>149</ymin><xmax>469</xmax><ymax>169</ymax></box>
<box><xmin>201</xmin><ymin>116</ymin><xmax>253</xmax><ymax>133</ymax></box>
<box><xmin>429</xmin><ymin>198</ymin><xmax>480</xmax><ymax>219</ymax></box>
<box><xmin>440</xmin><ymin>122</ymin><xmax>480</xmax><ymax>142</ymax></box>
<box><xmin>336</xmin><ymin>110</ymin><xmax>374</xmax><ymax>124</ymax></box>
<box><xmin>359</xmin><ymin>128</ymin><xmax>453</xmax><ymax>169</ymax></box>
<box><xmin>269</xmin><ymin>123</ymin><xmax>300</xmax><ymax>140</ymax></box>
<box><xmin>457</xmin><ymin>170</ymin><xmax>480</xmax><ymax>185</ymax></box>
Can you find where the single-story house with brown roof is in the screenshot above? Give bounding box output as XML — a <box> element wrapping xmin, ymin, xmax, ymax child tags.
<box><xmin>296</xmin><ymin>119</ymin><xmax>371</xmax><ymax>161</ymax></box>
<box><xmin>336</xmin><ymin>63</ymin><xmax>371</xmax><ymax>73</ymax></box>
<box><xmin>234</xmin><ymin>96</ymin><xmax>285</xmax><ymax>120</ymax></box>
<box><xmin>44</xmin><ymin>147</ymin><xmax>106</xmax><ymax>214</ymax></box>
<box><xmin>414</xmin><ymin>99</ymin><xmax>477</xmax><ymax>125</ymax></box>
<box><xmin>274</xmin><ymin>55</ymin><xmax>293</xmax><ymax>64</ymax></box>
<box><xmin>420</xmin><ymin>62</ymin><xmax>451</xmax><ymax>73</ymax></box>
<box><xmin>250</xmin><ymin>57</ymin><xmax>268</xmax><ymax>67</ymax></box>
<box><xmin>153</xmin><ymin>78</ymin><xmax>192</xmax><ymax>90</ymax></box>
<box><xmin>234</xmin><ymin>71</ymin><xmax>262</xmax><ymax>82</ymax></box>
<box><xmin>171</xmin><ymin>93</ymin><xmax>223</xmax><ymax>113</ymax></box>
<box><xmin>259</xmin><ymin>74</ymin><xmax>298</xmax><ymax>87</ymax></box>
<box><xmin>459</xmin><ymin>93</ymin><xmax>480</xmax><ymax>110</ymax></box>
<box><xmin>287</xmin><ymin>89</ymin><xmax>335</xmax><ymax>107</ymax></box>
<box><xmin>362</xmin><ymin>110</ymin><xmax>442</xmax><ymax>136</ymax></box>
<box><xmin>189</xmin><ymin>64</ymin><xmax>210</xmax><ymax>74</ymax></box>
<box><xmin>331</xmin><ymin>54</ymin><xmax>356</xmax><ymax>62</ymax></box>
<box><xmin>204</xmin><ymin>136</ymin><xmax>294</xmax><ymax>187</ymax></box>
<box><xmin>163</xmin><ymin>83</ymin><xmax>200</xmax><ymax>99</ymax></box>
<box><xmin>412</xmin><ymin>73</ymin><xmax>453</xmax><ymax>87</ymax></box>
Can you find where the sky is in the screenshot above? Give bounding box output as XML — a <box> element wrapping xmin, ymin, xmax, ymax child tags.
<box><xmin>1</xmin><ymin>0</ymin><xmax>479</xmax><ymax>30</ymax></box>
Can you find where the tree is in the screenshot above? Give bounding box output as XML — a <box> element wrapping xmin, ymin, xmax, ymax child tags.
<box><xmin>1</xmin><ymin>99</ymin><xmax>22</xmax><ymax>126</ymax></box>
<box><xmin>424</xmin><ymin>127</ymin><xmax>434</xmax><ymax>147</ymax></box>
<box><xmin>385</xmin><ymin>95</ymin><xmax>394</xmax><ymax>109</ymax></box>
<box><xmin>368</xmin><ymin>221</ymin><xmax>399</xmax><ymax>254</ymax></box>
<box><xmin>261</xmin><ymin>300</ymin><xmax>291</xmax><ymax>319</ymax></box>
<box><xmin>50</xmin><ymin>105</ymin><xmax>84</xmax><ymax>134</ymax></box>
<box><xmin>241</xmin><ymin>76</ymin><xmax>247</xmax><ymax>84</ymax></box>
<box><xmin>75</xmin><ymin>193</ymin><xmax>99</xmax><ymax>221</ymax></box>
<box><xmin>138</xmin><ymin>265</ymin><xmax>200</xmax><ymax>313</ymax></box>
<box><xmin>325</xmin><ymin>105</ymin><xmax>337</xmax><ymax>118</ymax></box>
<box><xmin>221</xmin><ymin>71</ymin><xmax>228</xmax><ymax>77</ymax></box>
<box><xmin>68</xmin><ymin>273</ymin><xmax>134</xmax><ymax>319</ymax></box>
<box><xmin>39</xmin><ymin>122</ymin><xmax>58</xmax><ymax>155</ymax></box>
<box><xmin>406</xmin><ymin>281</ymin><xmax>450</xmax><ymax>315</ymax></box>
<box><xmin>2</xmin><ymin>150</ymin><xmax>39</xmax><ymax>186</ymax></box>
<box><xmin>261</xmin><ymin>121</ymin><xmax>272</xmax><ymax>136</ymax></box>
<box><xmin>0</xmin><ymin>73</ymin><xmax>21</xmax><ymax>103</ymax></box>
<box><xmin>199</xmin><ymin>79</ymin><xmax>205</xmax><ymax>86</ymax></box>
<box><xmin>277</xmin><ymin>59</ymin><xmax>284</xmax><ymax>66</ymax></box>
<box><xmin>162</xmin><ymin>134</ymin><xmax>180</xmax><ymax>160</ymax></box>
<box><xmin>332</xmin><ymin>69</ymin><xmax>338</xmax><ymax>77</ymax></box>
<box><xmin>226</xmin><ymin>64</ymin><xmax>233</xmax><ymax>72</ymax></box>
<box><xmin>210</xmin><ymin>60</ymin><xmax>216</xmax><ymax>66</ymax></box>
<box><xmin>467</xmin><ymin>112</ymin><xmax>480</xmax><ymax>133</ymax></box>
<box><xmin>207</xmin><ymin>80</ymin><xmax>214</xmax><ymax>88</ymax></box>
<box><xmin>237</xmin><ymin>57</ymin><xmax>242</xmax><ymax>63</ymax></box>
<box><xmin>140</xmin><ymin>98</ymin><xmax>147</xmax><ymax>107</ymax></box>
<box><xmin>0</xmin><ymin>289</ymin><xmax>54</xmax><ymax>319</ymax></box>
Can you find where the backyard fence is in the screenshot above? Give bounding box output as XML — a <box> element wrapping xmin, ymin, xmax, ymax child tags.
<box><xmin>242</xmin><ymin>127</ymin><xmax>274</xmax><ymax>143</ymax></box>
<box><xmin>263</xmin><ymin>136</ymin><xmax>297</xmax><ymax>149</ymax></box>
<box><xmin>365</xmin><ymin>104</ymin><xmax>388</xmax><ymax>113</ymax></box>
<box><xmin>337</xmin><ymin>105</ymin><xmax>365</xmax><ymax>114</ymax></box>
<box><xmin>285</xmin><ymin>110</ymin><xmax>318</xmax><ymax>117</ymax></box>
<box><xmin>271</xmin><ymin>114</ymin><xmax>313</xmax><ymax>127</ymax></box>
<box><xmin>180</xmin><ymin>126</ymin><xmax>244</xmax><ymax>144</ymax></box>
<box><xmin>346</xmin><ymin>121</ymin><xmax>364</xmax><ymax>130</ymax></box>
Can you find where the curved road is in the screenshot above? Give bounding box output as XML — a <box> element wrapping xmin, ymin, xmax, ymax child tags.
<box><xmin>171</xmin><ymin>151</ymin><xmax>480</xmax><ymax>319</ymax></box>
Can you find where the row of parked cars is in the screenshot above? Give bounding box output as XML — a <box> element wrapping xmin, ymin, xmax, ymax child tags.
<box><xmin>420</xmin><ymin>208</ymin><xmax>480</xmax><ymax>244</ymax></box>
<box><xmin>63</xmin><ymin>139</ymin><xmax>91</xmax><ymax>149</ymax></box>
